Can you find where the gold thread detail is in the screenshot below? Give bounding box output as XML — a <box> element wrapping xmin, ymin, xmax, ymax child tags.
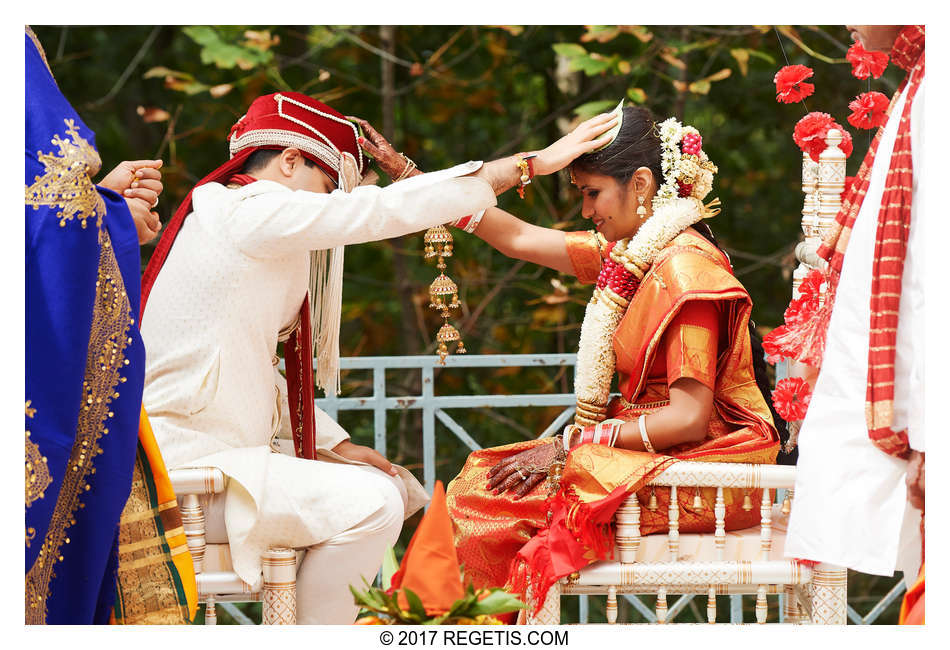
<box><xmin>25</xmin><ymin>230</ymin><xmax>132</xmax><ymax>624</ymax></box>
<box><xmin>25</xmin><ymin>119</ymin><xmax>105</xmax><ymax>230</ymax></box>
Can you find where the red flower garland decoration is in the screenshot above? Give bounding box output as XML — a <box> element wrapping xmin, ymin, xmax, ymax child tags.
<box><xmin>774</xmin><ymin>65</ymin><xmax>815</xmax><ymax>104</ymax></box>
<box><xmin>772</xmin><ymin>376</ymin><xmax>813</xmax><ymax>422</ymax></box>
<box><xmin>847</xmin><ymin>91</ymin><xmax>890</xmax><ymax>129</ymax></box>
<box><xmin>846</xmin><ymin>41</ymin><xmax>889</xmax><ymax>80</ymax></box>
<box><xmin>762</xmin><ymin>269</ymin><xmax>824</xmax><ymax>364</ymax></box>
<box><xmin>793</xmin><ymin>112</ymin><xmax>853</xmax><ymax>162</ymax></box>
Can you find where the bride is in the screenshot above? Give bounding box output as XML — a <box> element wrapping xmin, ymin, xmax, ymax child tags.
<box><xmin>357</xmin><ymin>105</ymin><xmax>781</xmax><ymax>603</ymax></box>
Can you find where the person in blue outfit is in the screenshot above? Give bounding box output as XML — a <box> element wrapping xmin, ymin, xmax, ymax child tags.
<box><xmin>25</xmin><ymin>26</ymin><xmax>165</xmax><ymax>624</ymax></box>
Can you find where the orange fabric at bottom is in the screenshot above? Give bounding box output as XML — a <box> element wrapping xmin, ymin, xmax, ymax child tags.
<box><xmin>447</xmin><ymin>439</ymin><xmax>552</xmax><ymax>591</ymax></box>
<box><xmin>899</xmin><ymin>563</ymin><xmax>924</xmax><ymax>625</ymax></box>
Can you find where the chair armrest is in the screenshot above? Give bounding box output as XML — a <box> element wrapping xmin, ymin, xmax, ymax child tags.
<box><xmin>169</xmin><ymin>467</ymin><xmax>226</xmax><ymax>495</ymax></box>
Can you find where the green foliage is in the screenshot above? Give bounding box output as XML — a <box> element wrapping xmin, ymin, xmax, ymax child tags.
<box><xmin>351</xmin><ymin>579</ymin><xmax>524</xmax><ymax>625</ymax></box>
<box><xmin>34</xmin><ymin>25</ymin><xmax>906</xmax><ymax>624</ymax></box>
<box><xmin>182</xmin><ymin>26</ymin><xmax>276</xmax><ymax>70</ymax></box>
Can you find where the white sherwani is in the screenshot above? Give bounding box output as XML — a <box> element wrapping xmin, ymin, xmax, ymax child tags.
<box><xmin>785</xmin><ymin>76</ymin><xmax>925</xmax><ymax>581</ymax></box>
<box><xmin>142</xmin><ymin>162</ymin><xmax>495</xmax><ymax>588</ymax></box>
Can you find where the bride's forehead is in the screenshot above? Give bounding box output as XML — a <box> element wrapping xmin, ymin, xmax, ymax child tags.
<box><xmin>571</xmin><ymin>169</ymin><xmax>617</xmax><ymax>188</ymax></box>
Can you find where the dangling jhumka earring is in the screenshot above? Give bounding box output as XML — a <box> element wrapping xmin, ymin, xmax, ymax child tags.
<box><xmin>424</xmin><ymin>226</ymin><xmax>465</xmax><ymax>363</ymax></box>
<box><xmin>636</xmin><ymin>194</ymin><xmax>647</xmax><ymax>217</ymax></box>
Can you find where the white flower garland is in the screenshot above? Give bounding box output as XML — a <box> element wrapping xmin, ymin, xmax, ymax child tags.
<box><xmin>572</xmin><ymin>117</ymin><xmax>719</xmax><ymax>428</ymax></box>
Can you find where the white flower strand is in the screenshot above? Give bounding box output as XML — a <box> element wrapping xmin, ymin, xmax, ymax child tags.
<box><xmin>572</xmin><ymin>116</ymin><xmax>718</xmax><ymax>429</ymax></box>
<box><xmin>573</xmin><ymin>197</ymin><xmax>706</xmax><ymax>426</ymax></box>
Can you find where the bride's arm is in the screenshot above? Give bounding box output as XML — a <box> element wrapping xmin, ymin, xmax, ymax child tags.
<box><xmin>613</xmin><ymin>300</ymin><xmax>720</xmax><ymax>452</ymax></box>
<box><xmin>613</xmin><ymin>378</ymin><xmax>714</xmax><ymax>451</ymax></box>
<box><xmin>352</xmin><ymin>114</ymin><xmax>617</xmax><ymax>276</ymax></box>
<box><xmin>467</xmin><ymin>207</ymin><xmax>573</xmax><ymax>275</ymax></box>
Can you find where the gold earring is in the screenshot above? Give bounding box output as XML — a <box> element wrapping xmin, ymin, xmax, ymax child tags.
<box><xmin>637</xmin><ymin>195</ymin><xmax>647</xmax><ymax>217</ymax></box>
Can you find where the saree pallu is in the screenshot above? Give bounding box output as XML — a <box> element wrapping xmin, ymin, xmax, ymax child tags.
<box><xmin>25</xmin><ymin>28</ymin><xmax>145</xmax><ymax>623</ymax></box>
<box><xmin>111</xmin><ymin>409</ymin><xmax>198</xmax><ymax>624</ymax></box>
<box><xmin>447</xmin><ymin>229</ymin><xmax>779</xmax><ymax>606</ymax></box>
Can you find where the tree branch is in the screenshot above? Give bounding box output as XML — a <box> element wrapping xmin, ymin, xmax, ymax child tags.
<box><xmin>87</xmin><ymin>26</ymin><xmax>161</xmax><ymax>109</ymax></box>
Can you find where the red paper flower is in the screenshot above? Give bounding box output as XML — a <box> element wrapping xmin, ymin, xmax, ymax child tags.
<box><xmin>793</xmin><ymin>112</ymin><xmax>853</xmax><ymax>162</ymax></box>
<box><xmin>762</xmin><ymin>327</ymin><xmax>788</xmax><ymax>364</ymax></box>
<box><xmin>772</xmin><ymin>377</ymin><xmax>813</xmax><ymax>422</ymax></box>
<box><xmin>774</xmin><ymin>65</ymin><xmax>815</xmax><ymax>104</ymax></box>
<box><xmin>847</xmin><ymin>91</ymin><xmax>890</xmax><ymax>129</ymax></box>
<box><xmin>846</xmin><ymin>41</ymin><xmax>889</xmax><ymax>80</ymax></box>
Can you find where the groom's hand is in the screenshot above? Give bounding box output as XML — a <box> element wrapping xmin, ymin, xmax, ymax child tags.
<box><xmin>331</xmin><ymin>439</ymin><xmax>399</xmax><ymax>476</ymax></box>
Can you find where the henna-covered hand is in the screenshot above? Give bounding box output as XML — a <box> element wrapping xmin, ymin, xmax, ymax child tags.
<box><xmin>486</xmin><ymin>440</ymin><xmax>561</xmax><ymax>499</ymax></box>
<box><xmin>348</xmin><ymin>116</ymin><xmax>422</xmax><ymax>182</ymax></box>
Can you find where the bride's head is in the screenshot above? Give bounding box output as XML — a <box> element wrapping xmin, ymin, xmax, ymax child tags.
<box><xmin>570</xmin><ymin>106</ymin><xmax>663</xmax><ymax>242</ymax></box>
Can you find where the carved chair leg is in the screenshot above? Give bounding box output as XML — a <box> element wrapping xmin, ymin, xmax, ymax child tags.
<box><xmin>811</xmin><ymin>563</ymin><xmax>847</xmax><ymax>624</ymax></box>
<box><xmin>783</xmin><ymin>584</ymin><xmax>802</xmax><ymax>623</ymax></box>
<box><xmin>606</xmin><ymin>586</ymin><xmax>618</xmax><ymax>624</ymax></box>
<box><xmin>180</xmin><ymin>494</ymin><xmax>206</xmax><ymax>575</ymax></box>
<box><xmin>524</xmin><ymin>582</ymin><xmax>561</xmax><ymax>625</ymax></box>
<box><xmin>262</xmin><ymin>547</ymin><xmax>297</xmax><ymax>625</ymax></box>
<box><xmin>205</xmin><ymin>596</ymin><xmax>217</xmax><ymax>626</ymax></box>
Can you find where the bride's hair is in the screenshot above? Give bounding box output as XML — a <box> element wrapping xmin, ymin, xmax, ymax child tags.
<box><xmin>570</xmin><ymin>105</ymin><xmax>662</xmax><ymax>187</ymax></box>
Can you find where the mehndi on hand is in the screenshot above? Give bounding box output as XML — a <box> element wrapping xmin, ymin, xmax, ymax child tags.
<box><xmin>486</xmin><ymin>439</ymin><xmax>564</xmax><ymax>499</ymax></box>
<box><xmin>348</xmin><ymin>116</ymin><xmax>422</xmax><ymax>182</ymax></box>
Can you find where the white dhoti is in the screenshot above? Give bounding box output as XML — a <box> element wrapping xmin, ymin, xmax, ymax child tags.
<box><xmin>201</xmin><ymin>460</ymin><xmax>408</xmax><ymax>624</ymax></box>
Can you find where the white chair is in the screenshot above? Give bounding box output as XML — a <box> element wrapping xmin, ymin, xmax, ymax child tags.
<box><xmin>525</xmin><ymin>462</ymin><xmax>847</xmax><ymax>624</ymax></box>
<box><xmin>169</xmin><ymin>467</ymin><xmax>298</xmax><ymax>625</ymax></box>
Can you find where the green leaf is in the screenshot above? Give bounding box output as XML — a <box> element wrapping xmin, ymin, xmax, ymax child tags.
<box><xmin>307</xmin><ymin>26</ymin><xmax>344</xmax><ymax>48</ymax></box>
<box><xmin>403</xmin><ymin>587</ymin><xmax>428</xmax><ymax>619</ymax></box>
<box><xmin>581</xmin><ymin>26</ymin><xmax>620</xmax><ymax>44</ymax></box>
<box><xmin>590</xmin><ymin>99</ymin><xmax>624</xmax><ymax>152</ymax></box>
<box><xmin>380</xmin><ymin>546</ymin><xmax>399</xmax><ymax>591</ymax></box>
<box><xmin>688</xmin><ymin>80</ymin><xmax>712</xmax><ymax>95</ymax></box>
<box><xmin>182</xmin><ymin>25</ymin><xmax>272</xmax><ymax>70</ymax></box>
<box><xmin>730</xmin><ymin>48</ymin><xmax>750</xmax><ymax>76</ymax></box>
<box><xmin>551</xmin><ymin>43</ymin><xmax>587</xmax><ymax>58</ymax></box>
<box><xmin>573</xmin><ymin>99</ymin><xmax>617</xmax><ymax>120</ymax></box>
<box><xmin>746</xmin><ymin>49</ymin><xmax>777</xmax><ymax>65</ymax></box>
<box><xmin>466</xmin><ymin>590</ymin><xmax>526</xmax><ymax>616</ymax></box>
<box><xmin>627</xmin><ymin>87</ymin><xmax>647</xmax><ymax>104</ymax></box>
<box><xmin>142</xmin><ymin>66</ymin><xmax>194</xmax><ymax>80</ymax></box>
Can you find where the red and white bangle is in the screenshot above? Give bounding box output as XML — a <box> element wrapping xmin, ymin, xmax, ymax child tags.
<box><xmin>563</xmin><ymin>419</ymin><xmax>624</xmax><ymax>450</ymax></box>
<box><xmin>450</xmin><ymin>209</ymin><xmax>485</xmax><ymax>234</ymax></box>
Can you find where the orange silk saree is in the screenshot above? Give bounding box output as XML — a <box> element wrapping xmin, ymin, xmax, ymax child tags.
<box><xmin>446</xmin><ymin>228</ymin><xmax>779</xmax><ymax>604</ymax></box>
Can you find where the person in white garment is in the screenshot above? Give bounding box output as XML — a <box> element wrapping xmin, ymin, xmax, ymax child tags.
<box><xmin>138</xmin><ymin>91</ymin><xmax>617</xmax><ymax>624</ymax></box>
<box><xmin>785</xmin><ymin>26</ymin><xmax>925</xmax><ymax>590</ymax></box>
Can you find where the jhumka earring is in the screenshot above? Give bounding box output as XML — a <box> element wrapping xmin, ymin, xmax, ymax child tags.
<box><xmin>637</xmin><ymin>194</ymin><xmax>647</xmax><ymax>217</ymax></box>
<box><xmin>423</xmin><ymin>226</ymin><xmax>465</xmax><ymax>363</ymax></box>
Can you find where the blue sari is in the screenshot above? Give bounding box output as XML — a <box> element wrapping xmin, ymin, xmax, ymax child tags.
<box><xmin>25</xmin><ymin>28</ymin><xmax>145</xmax><ymax>624</ymax></box>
